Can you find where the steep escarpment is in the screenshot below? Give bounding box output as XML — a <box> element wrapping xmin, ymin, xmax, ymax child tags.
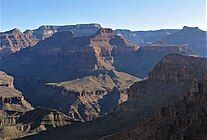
<box><xmin>149</xmin><ymin>54</ymin><xmax>207</xmax><ymax>82</ymax></box>
<box><xmin>0</xmin><ymin>28</ymin><xmax>38</xmax><ymax>58</ymax></box>
<box><xmin>27</xmin><ymin>70</ymin><xmax>140</xmax><ymax>121</ymax></box>
<box><xmin>0</xmin><ymin>71</ymin><xmax>33</xmax><ymax>115</ymax></box>
<box><xmin>21</xmin><ymin>55</ymin><xmax>207</xmax><ymax>140</ymax></box>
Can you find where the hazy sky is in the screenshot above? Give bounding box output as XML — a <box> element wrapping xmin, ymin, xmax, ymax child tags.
<box><xmin>1</xmin><ymin>0</ymin><xmax>206</xmax><ymax>32</ymax></box>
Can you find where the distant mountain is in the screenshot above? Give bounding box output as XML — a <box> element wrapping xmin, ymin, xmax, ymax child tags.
<box><xmin>0</xmin><ymin>24</ymin><xmax>101</xmax><ymax>58</ymax></box>
<box><xmin>162</xmin><ymin>26</ymin><xmax>207</xmax><ymax>57</ymax></box>
<box><xmin>0</xmin><ymin>28</ymin><xmax>38</xmax><ymax>58</ymax></box>
<box><xmin>0</xmin><ymin>28</ymin><xmax>138</xmax><ymax>81</ymax></box>
<box><xmin>115</xmin><ymin>26</ymin><xmax>207</xmax><ymax>57</ymax></box>
<box><xmin>24</xmin><ymin>23</ymin><xmax>101</xmax><ymax>40</ymax></box>
<box><xmin>115</xmin><ymin>29</ymin><xmax>179</xmax><ymax>46</ymax></box>
<box><xmin>128</xmin><ymin>41</ymin><xmax>196</xmax><ymax>77</ymax></box>
<box><xmin>20</xmin><ymin>54</ymin><xmax>207</xmax><ymax>140</ymax></box>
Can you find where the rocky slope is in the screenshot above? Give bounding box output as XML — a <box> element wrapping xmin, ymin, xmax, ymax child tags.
<box><xmin>20</xmin><ymin>54</ymin><xmax>207</xmax><ymax>140</ymax></box>
<box><xmin>162</xmin><ymin>26</ymin><xmax>207</xmax><ymax>57</ymax></box>
<box><xmin>0</xmin><ymin>28</ymin><xmax>38</xmax><ymax>58</ymax></box>
<box><xmin>25</xmin><ymin>70</ymin><xmax>140</xmax><ymax>121</ymax></box>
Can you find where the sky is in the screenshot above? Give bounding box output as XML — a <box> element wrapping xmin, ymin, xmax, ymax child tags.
<box><xmin>0</xmin><ymin>0</ymin><xmax>206</xmax><ymax>32</ymax></box>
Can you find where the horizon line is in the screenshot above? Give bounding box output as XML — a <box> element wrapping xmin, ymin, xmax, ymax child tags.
<box><xmin>1</xmin><ymin>22</ymin><xmax>206</xmax><ymax>32</ymax></box>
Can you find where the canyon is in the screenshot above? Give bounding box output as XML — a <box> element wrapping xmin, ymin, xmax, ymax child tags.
<box><xmin>0</xmin><ymin>23</ymin><xmax>206</xmax><ymax>139</ymax></box>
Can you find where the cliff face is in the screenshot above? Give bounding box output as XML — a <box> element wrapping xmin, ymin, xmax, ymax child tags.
<box><xmin>149</xmin><ymin>54</ymin><xmax>207</xmax><ymax>82</ymax></box>
<box><xmin>0</xmin><ymin>71</ymin><xmax>14</xmax><ymax>87</ymax></box>
<box><xmin>0</xmin><ymin>29</ymin><xmax>38</xmax><ymax>58</ymax></box>
<box><xmin>0</xmin><ymin>71</ymin><xmax>33</xmax><ymax>115</ymax></box>
<box><xmin>0</xmin><ymin>71</ymin><xmax>33</xmax><ymax>139</ymax></box>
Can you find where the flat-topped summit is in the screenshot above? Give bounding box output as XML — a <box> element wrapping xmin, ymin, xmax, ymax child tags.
<box><xmin>182</xmin><ymin>26</ymin><xmax>202</xmax><ymax>32</ymax></box>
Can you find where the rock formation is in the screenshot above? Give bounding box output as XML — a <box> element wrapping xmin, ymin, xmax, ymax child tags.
<box><xmin>162</xmin><ymin>26</ymin><xmax>207</xmax><ymax>57</ymax></box>
<box><xmin>0</xmin><ymin>71</ymin><xmax>33</xmax><ymax>115</ymax></box>
<box><xmin>24</xmin><ymin>23</ymin><xmax>101</xmax><ymax>40</ymax></box>
<box><xmin>115</xmin><ymin>29</ymin><xmax>179</xmax><ymax>46</ymax></box>
<box><xmin>19</xmin><ymin>54</ymin><xmax>207</xmax><ymax>140</ymax></box>
<box><xmin>26</xmin><ymin>70</ymin><xmax>140</xmax><ymax>121</ymax></box>
<box><xmin>0</xmin><ymin>71</ymin><xmax>78</xmax><ymax>140</ymax></box>
<box><xmin>149</xmin><ymin>54</ymin><xmax>207</xmax><ymax>82</ymax></box>
<box><xmin>0</xmin><ymin>28</ymin><xmax>138</xmax><ymax>81</ymax></box>
<box><xmin>0</xmin><ymin>108</ymin><xmax>78</xmax><ymax>140</ymax></box>
<box><xmin>0</xmin><ymin>24</ymin><xmax>101</xmax><ymax>58</ymax></box>
<box><xmin>133</xmin><ymin>42</ymin><xmax>196</xmax><ymax>77</ymax></box>
<box><xmin>0</xmin><ymin>28</ymin><xmax>38</xmax><ymax>58</ymax></box>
